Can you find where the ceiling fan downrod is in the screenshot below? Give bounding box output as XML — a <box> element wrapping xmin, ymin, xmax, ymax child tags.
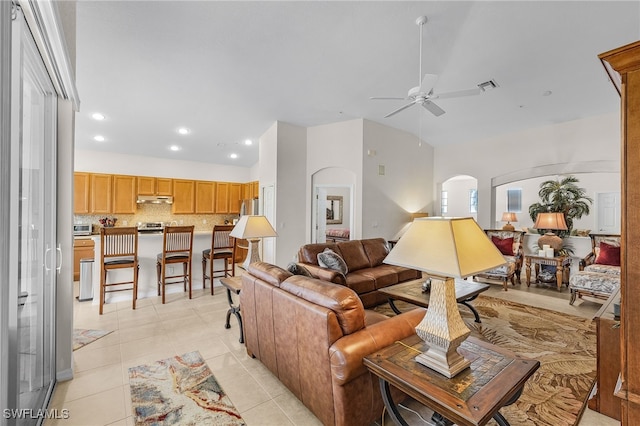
<box><xmin>416</xmin><ymin>16</ymin><xmax>427</xmax><ymax>88</ymax></box>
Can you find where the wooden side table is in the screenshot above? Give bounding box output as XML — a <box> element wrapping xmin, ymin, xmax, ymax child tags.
<box><xmin>220</xmin><ymin>276</ymin><xmax>243</xmax><ymax>343</ymax></box>
<box><xmin>364</xmin><ymin>335</ymin><xmax>539</xmax><ymax>426</ymax></box>
<box><xmin>525</xmin><ymin>255</ymin><xmax>570</xmax><ymax>290</ymax></box>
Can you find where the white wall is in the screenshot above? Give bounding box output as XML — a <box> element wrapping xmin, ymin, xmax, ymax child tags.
<box><xmin>434</xmin><ymin>112</ymin><xmax>620</xmax><ymax>228</ymax></box>
<box><xmin>442</xmin><ymin>176</ymin><xmax>478</xmax><ymax>220</ymax></box>
<box><xmin>362</xmin><ymin>119</ymin><xmax>434</xmax><ymax>240</ymax></box>
<box><xmin>75</xmin><ymin>149</ymin><xmax>251</xmax><ymax>182</ymax></box>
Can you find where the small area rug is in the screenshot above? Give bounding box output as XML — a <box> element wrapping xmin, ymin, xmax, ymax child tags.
<box><xmin>128</xmin><ymin>350</ymin><xmax>245</xmax><ymax>425</ymax></box>
<box><xmin>72</xmin><ymin>329</ymin><xmax>113</xmax><ymax>351</ymax></box>
<box><xmin>375</xmin><ymin>296</ymin><xmax>597</xmax><ymax>426</ymax></box>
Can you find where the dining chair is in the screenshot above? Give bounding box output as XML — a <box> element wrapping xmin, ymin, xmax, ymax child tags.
<box><xmin>99</xmin><ymin>226</ymin><xmax>139</xmax><ymax>315</ymax></box>
<box><xmin>156</xmin><ymin>225</ymin><xmax>195</xmax><ymax>304</ymax></box>
<box><xmin>202</xmin><ymin>224</ymin><xmax>236</xmax><ymax>295</ymax></box>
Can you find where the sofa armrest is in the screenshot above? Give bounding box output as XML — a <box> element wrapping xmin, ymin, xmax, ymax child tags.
<box><xmin>298</xmin><ymin>262</ymin><xmax>347</xmax><ymax>285</ymax></box>
<box><xmin>329</xmin><ymin>308</ymin><xmax>425</xmax><ymax>386</ymax></box>
<box><xmin>580</xmin><ymin>253</ymin><xmax>596</xmax><ymax>270</ymax></box>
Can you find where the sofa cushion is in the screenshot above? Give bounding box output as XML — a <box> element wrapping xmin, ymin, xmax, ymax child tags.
<box><xmin>358</xmin><ymin>265</ymin><xmax>400</xmax><ymax>289</ymax></box>
<box><xmin>299</xmin><ymin>243</ymin><xmax>340</xmax><ymax>265</ymax></box>
<box><xmin>287</xmin><ymin>262</ymin><xmax>313</xmax><ymax>277</ymax></box>
<box><xmin>247</xmin><ymin>262</ymin><xmax>292</xmax><ymax>287</ymax></box>
<box><xmin>336</xmin><ymin>240</ymin><xmax>371</xmax><ymax>272</ymax></box>
<box><xmin>569</xmin><ymin>270</ymin><xmax>620</xmax><ymax>294</ymax></box>
<box><xmin>281</xmin><ymin>275</ymin><xmax>365</xmax><ymax>335</ymax></box>
<box><xmin>344</xmin><ymin>271</ymin><xmax>377</xmax><ymax>295</ymax></box>
<box><xmin>318</xmin><ymin>248</ymin><xmax>349</xmax><ymax>275</ymax></box>
<box><xmin>492</xmin><ymin>236</ymin><xmax>514</xmax><ymax>256</ymax></box>
<box><xmin>361</xmin><ymin>238</ymin><xmax>390</xmax><ymax>267</ymax></box>
<box><xmin>388</xmin><ymin>265</ymin><xmax>422</xmax><ymax>282</ymax></box>
<box><xmin>595</xmin><ymin>241</ymin><xmax>621</xmax><ymax>266</ymax></box>
<box><xmin>585</xmin><ymin>264</ymin><xmax>621</xmax><ymax>275</ymax></box>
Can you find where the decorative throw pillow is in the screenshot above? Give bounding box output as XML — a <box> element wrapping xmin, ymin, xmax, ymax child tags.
<box><xmin>286</xmin><ymin>262</ymin><xmax>313</xmax><ymax>277</ymax></box>
<box><xmin>317</xmin><ymin>248</ymin><xmax>348</xmax><ymax>275</ymax></box>
<box><xmin>491</xmin><ymin>236</ymin><xmax>514</xmax><ymax>256</ymax></box>
<box><xmin>595</xmin><ymin>241</ymin><xmax>621</xmax><ymax>266</ymax></box>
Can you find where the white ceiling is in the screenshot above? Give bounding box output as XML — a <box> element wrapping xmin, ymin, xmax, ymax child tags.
<box><xmin>74</xmin><ymin>1</ymin><xmax>640</xmax><ymax>168</ymax></box>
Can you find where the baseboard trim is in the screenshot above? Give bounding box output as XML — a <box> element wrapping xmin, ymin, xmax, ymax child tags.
<box><xmin>56</xmin><ymin>367</ymin><xmax>74</xmax><ymax>382</ymax></box>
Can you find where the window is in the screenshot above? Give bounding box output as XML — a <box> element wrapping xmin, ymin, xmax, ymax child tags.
<box><xmin>441</xmin><ymin>190</ymin><xmax>448</xmax><ymax>214</ymax></box>
<box><xmin>469</xmin><ymin>189</ymin><xmax>478</xmax><ymax>213</ymax></box>
<box><xmin>507</xmin><ymin>189</ymin><xmax>522</xmax><ymax>212</ymax></box>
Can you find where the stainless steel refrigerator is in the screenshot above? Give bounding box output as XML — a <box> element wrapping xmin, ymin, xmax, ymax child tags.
<box><xmin>239</xmin><ymin>198</ymin><xmax>259</xmax><ymax>216</ymax></box>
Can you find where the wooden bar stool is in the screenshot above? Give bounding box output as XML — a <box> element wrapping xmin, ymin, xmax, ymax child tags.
<box><xmin>156</xmin><ymin>225</ymin><xmax>195</xmax><ymax>304</ymax></box>
<box><xmin>202</xmin><ymin>224</ymin><xmax>236</xmax><ymax>295</ymax></box>
<box><xmin>99</xmin><ymin>227</ymin><xmax>139</xmax><ymax>315</ymax></box>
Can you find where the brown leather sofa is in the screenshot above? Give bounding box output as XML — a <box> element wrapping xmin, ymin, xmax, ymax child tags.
<box><xmin>240</xmin><ymin>262</ymin><xmax>425</xmax><ymax>426</ymax></box>
<box><xmin>297</xmin><ymin>238</ymin><xmax>422</xmax><ymax>307</ymax></box>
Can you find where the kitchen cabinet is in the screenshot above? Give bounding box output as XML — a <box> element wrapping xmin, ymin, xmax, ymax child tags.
<box><xmin>229</xmin><ymin>183</ymin><xmax>242</xmax><ymax>214</ymax></box>
<box><xmin>242</xmin><ymin>183</ymin><xmax>251</xmax><ymax>200</ymax></box>
<box><xmin>195</xmin><ymin>181</ymin><xmax>215</xmax><ymax>214</ymax></box>
<box><xmin>215</xmin><ymin>182</ymin><xmax>230</xmax><ymax>213</ymax></box>
<box><xmin>137</xmin><ymin>176</ymin><xmax>173</xmax><ymax>196</ymax></box>
<box><xmin>90</xmin><ymin>173</ymin><xmax>112</xmax><ymax>214</ymax></box>
<box><xmin>172</xmin><ymin>179</ymin><xmax>195</xmax><ymax>214</ymax></box>
<box><xmin>73</xmin><ymin>238</ymin><xmax>95</xmax><ymax>281</ymax></box>
<box><xmin>74</xmin><ymin>172</ymin><xmax>90</xmax><ymax>214</ymax></box>
<box><xmin>112</xmin><ymin>175</ymin><xmax>137</xmax><ymax>214</ymax></box>
<box><xmin>251</xmin><ymin>181</ymin><xmax>259</xmax><ymax>199</ymax></box>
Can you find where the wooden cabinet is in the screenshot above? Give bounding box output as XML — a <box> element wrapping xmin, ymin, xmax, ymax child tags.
<box><xmin>90</xmin><ymin>173</ymin><xmax>112</xmax><ymax>214</ymax></box>
<box><xmin>138</xmin><ymin>176</ymin><xmax>173</xmax><ymax>196</ymax></box>
<box><xmin>251</xmin><ymin>181</ymin><xmax>259</xmax><ymax>199</ymax></box>
<box><xmin>215</xmin><ymin>182</ymin><xmax>230</xmax><ymax>213</ymax></box>
<box><xmin>172</xmin><ymin>179</ymin><xmax>195</xmax><ymax>214</ymax></box>
<box><xmin>229</xmin><ymin>183</ymin><xmax>242</xmax><ymax>214</ymax></box>
<box><xmin>73</xmin><ymin>238</ymin><xmax>95</xmax><ymax>281</ymax></box>
<box><xmin>242</xmin><ymin>183</ymin><xmax>251</xmax><ymax>200</ymax></box>
<box><xmin>112</xmin><ymin>175</ymin><xmax>137</xmax><ymax>214</ymax></box>
<box><xmin>195</xmin><ymin>181</ymin><xmax>215</xmax><ymax>213</ymax></box>
<box><xmin>74</xmin><ymin>172</ymin><xmax>90</xmax><ymax>214</ymax></box>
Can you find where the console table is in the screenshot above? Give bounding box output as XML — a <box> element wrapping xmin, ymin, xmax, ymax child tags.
<box><xmin>363</xmin><ymin>335</ymin><xmax>539</xmax><ymax>426</ymax></box>
<box><xmin>525</xmin><ymin>254</ymin><xmax>570</xmax><ymax>290</ymax></box>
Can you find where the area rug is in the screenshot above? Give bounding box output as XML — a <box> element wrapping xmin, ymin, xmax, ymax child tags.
<box><xmin>128</xmin><ymin>350</ymin><xmax>245</xmax><ymax>425</ymax></box>
<box><xmin>375</xmin><ymin>296</ymin><xmax>597</xmax><ymax>426</ymax></box>
<box><xmin>72</xmin><ymin>328</ymin><xmax>113</xmax><ymax>351</ymax></box>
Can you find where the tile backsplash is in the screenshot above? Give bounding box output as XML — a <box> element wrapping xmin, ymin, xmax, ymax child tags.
<box><xmin>74</xmin><ymin>204</ymin><xmax>239</xmax><ymax>233</ymax></box>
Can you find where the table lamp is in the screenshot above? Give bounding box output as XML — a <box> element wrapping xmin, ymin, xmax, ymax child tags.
<box><xmin>534</xmin><ymin>212</ymin><xmax>568</xmax><ymax>251</ymax></box>
<box><xmin>501</xmin><ymin>212</ymin><xmax>518</xmax><ymax>231</ymax></box>
<box><xmin>384</xmin><ymin>217</ymin><xmax>506</xmax><ymax>378</ymax></box>
<box><xmin>230</xmin><ymin>215</ymin><xmax>278</xmax><ymax>270</ymax></box>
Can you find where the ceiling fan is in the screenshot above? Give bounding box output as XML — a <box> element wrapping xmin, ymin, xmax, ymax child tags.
<box><xmin>371</xmin><ymin>16</ymin><xmax>487</xmax><ymax>118</ymax></box>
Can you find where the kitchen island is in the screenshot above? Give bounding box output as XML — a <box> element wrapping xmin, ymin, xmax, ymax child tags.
<box><xmin>83</xmin><ymin>231</ymin><xmax>229</xmax><ymax>306</ymax></box>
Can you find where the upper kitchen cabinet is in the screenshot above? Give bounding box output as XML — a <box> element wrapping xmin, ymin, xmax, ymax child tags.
<box><xmin>195</xmin><ymin>181</ymin><xmax>215</xmax><ymax>214</ymax></box>
<box><xmin>251</xmin><ymin>181</ymin><xmax>259</xmax><ymax>199</ymax></box>
<box><xmin>172</xmin><ymin>179</ymin><xmax>195</xmax><ymax>214</ymax></box>
<box><xmin>90</xmin><ymin>173</ymin><xmax>112</xmax><ymax>214</ymax></box>
<box><xmin>74</xmin><ymin>172</ymin><xmax>90</xmax><ymax>214</ymax></box>
<box><xmin>215</xmin><ymin>182</ymin><xmax>229</xmax><ymax>213</ymax></box>
<box><xmin>112</xmin><ymin>175</ymin><xmax>137</xmax><ymax>214</ymax></box>
<box><xmin>137</xmin><ymin>176</ymin><xmax>173</xmax><ymax>196</ymax></box>
<box><xmin>229</xmin><ymin>183</ymin><xmax>242</xmax><ymax>214</ymax></box>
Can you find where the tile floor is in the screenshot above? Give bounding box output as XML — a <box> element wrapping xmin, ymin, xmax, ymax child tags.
<box><xmin>45</xmin><ymin>277</ymin><xmax>619</xmax><ymax>426</ymax></box>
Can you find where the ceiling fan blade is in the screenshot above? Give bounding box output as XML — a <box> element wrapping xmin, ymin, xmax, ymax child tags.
<box><xmin>431</xmin><ymin>87</ymin><xmax>482</xmax><ymax>99</ymax></box>
<box><xmin>370</xmin><ymin>96</ymin><xmax>407</xmax><ymax>100</ymax></box>
<box><xmin>422</xmin><ymin>100</ymin><xmax>445</xmax><ymax>116</ymax></box>
<box><xmin>419</xmin><ymin>73</ymin><xmax>439</xmax><ymax>94</ymax></box>
<box><xmin>384</xmin><ymin>101</ymin><xmax>417</xmax><ymax>118</ymax></box>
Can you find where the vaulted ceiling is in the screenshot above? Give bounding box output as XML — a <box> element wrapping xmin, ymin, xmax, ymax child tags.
<box><xmin>74</xmin><ymin>1</ymin><xmax>640</xmax><ymax>167</ymax></box>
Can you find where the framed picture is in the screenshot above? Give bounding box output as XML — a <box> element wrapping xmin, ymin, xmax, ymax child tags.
<box><xmin>326</xmin><ymin>196</ymin><xmax>343</xmax><ymax>225</ymax></box>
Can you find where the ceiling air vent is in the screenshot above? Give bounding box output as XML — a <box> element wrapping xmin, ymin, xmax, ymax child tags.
<box><xmin>478</xmin><ymin>79</ymin><xmax>499</xmax><ymax>91</ymax></box>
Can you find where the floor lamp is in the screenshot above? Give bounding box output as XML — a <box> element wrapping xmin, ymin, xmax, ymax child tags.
<box><xmin>384</xmin><ymin>217</ymin><xmax>506</xmax><ymax>378</ymax></box>
<box><xmin>230</xmin><ymin>215</ymin><xmax>278</xmax><ymax>270</ymax></box>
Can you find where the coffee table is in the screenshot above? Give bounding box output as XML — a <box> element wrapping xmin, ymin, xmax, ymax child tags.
<box><xmin>378</xmin><ymin>279</ymin><xmax>490</xmax><ymax>323</ymax></box>
<box><xmin>364</xmin><ymin>335</ymin><xmax>540</xmax><ymax>426</ymax></box>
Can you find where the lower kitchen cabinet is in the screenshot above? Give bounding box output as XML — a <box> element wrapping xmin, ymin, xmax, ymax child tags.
<box><xmin>73</xmin><ymin>238</ymin><xmax>95</xmax><ymax>281</ymax></box>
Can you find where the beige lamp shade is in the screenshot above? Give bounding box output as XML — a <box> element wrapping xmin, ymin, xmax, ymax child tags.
<box><xmin>229</xmin><ymin>215</ymin><xmax>278</xmax><ymax>239</ymax></box>
<box><xmin>384</xmin><ymin>217</ymin><xmax>507</xmax><ymax>278</ymax></box>
<box><xmin>534</xmin><ymin>212</ymin><xmax>568</xmax><ymax>231</ymax></box>
<box><xmin>501</xmin><ymin>212</ymin><xmax>518</xmax><ymax>223</ymax></box>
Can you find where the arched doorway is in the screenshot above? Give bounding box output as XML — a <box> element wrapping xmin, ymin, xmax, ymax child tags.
<box><xmin>441</xmin><ymin>175</ymin><xmax>478</xmax><ymax>220</ymax></box>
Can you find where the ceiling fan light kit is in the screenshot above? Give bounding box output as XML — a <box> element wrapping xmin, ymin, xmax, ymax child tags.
<box><xmin>371</xmin><ymin>15</ymin><xmax>496</xmax><ymax>118</ymax></box>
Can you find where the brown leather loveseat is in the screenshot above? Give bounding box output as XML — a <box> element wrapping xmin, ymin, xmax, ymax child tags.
<box><xmin>297</xmin><ymin>238</ymin><xmax>421</xmax><ymax>307</ymax></box>
<box><xmin>240</xmin><ymin>262</ymin><xmax>424</xmax><ymax>426</ymax></box>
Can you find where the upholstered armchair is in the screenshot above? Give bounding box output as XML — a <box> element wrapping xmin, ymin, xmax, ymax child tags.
<box><xmin>569</xmin><ymin>234</ymin><xmax>621</xmax><ymax>305</ymax></box>
<box><xmin>473</xmin><ymin>229</ymin><xmax>524</xmax><ymax>291</ymax></box>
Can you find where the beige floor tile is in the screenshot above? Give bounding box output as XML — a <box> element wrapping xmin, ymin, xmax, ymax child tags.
<box><xmin>171</xmin><ymin>334</ymin><xmax>231</xmax><ymax>359</ymax></box>
<box><xmin>77</xmin><ymin>329</ymin><xmax>121</xmax><ymax>350</ymax></box>
<box><xmin>240</xmin><ymin>400</ymin><xmax>294</xmax><ymax>425</ymax></box>
<box><xmin>58</xmin><ymin>362</ymin><xmax>124</xmax><ymax>402</ymax></box>
<box><xmin>52</xmin><ymin>385</ymin><xmax>127</xmax><ymax>426</ymax></box>
<box><xmin>273</xmin><ymin>390</ymin><xmax>323</xmax><ymax>426</ymax></box>
<box><xmin>117</xmin><ymin>322</ymin><xmax>165</xmax><ymax>343</ymax></box>
<box><xmin>216</xmin><ymin>370</ymin><xmax>271</xmax><ymax>413</ymax></box>
<box><xmin>119</xmin><ymin>335</ymin><xmax>176</xmax><ymax>361</ymax></box>
<box><xmin>73</xmin><ymin>343</ymin><xmax>121</xmax><ymax>373</ymax></box>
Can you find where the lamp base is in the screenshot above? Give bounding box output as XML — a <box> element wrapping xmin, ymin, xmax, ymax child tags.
<box><xmin>414</xmin><ymin>276</ymin><xmax>471</xmax><ymax>378</ymax></box>
<box><xmin>241</xmin><ymin>239</ymin><xmax>262</xmax><ymax>270</ymax></box>
<box><xmin>502</xmin><ymin>223</ymin><xmax>515</xmax><ymax>231</ymax></box>
<box><xmin>538</xmin><ymin>232</ymin><xmax>563</xmax><ymax>251</ymax></box>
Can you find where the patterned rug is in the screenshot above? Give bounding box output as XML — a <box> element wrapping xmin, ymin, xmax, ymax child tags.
<box><xmin>128</xmin><ymin>351</ymin><xmax>245</xmax><ymax>425</ymax></box>
<box><xmin>72</xmin><ymin>329</ymin><xmax>113</xmax><ymax>351</ymax></box>
<box><xmin>375</xmin><ymin>296</ymin><xmax>597</xmax><ymax>426</ymax></box>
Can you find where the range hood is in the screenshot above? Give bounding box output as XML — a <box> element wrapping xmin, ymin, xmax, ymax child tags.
<box><xmin>136</xmin><ymin>195</ymin><xmax>173</xmax><ymax>204</ymax></box>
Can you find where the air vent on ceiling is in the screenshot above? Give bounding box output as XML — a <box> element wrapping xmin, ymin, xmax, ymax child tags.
<box><xmin>478</xmin><ymin>79</ymin><xmax>499</xmax><ymax>91</ymax></box>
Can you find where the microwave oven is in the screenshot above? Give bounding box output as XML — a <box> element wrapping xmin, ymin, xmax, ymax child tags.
<box><xmin>73</xmin><ymin>224</ymin><xmax>92</xmax><ymax>236</ymax></box>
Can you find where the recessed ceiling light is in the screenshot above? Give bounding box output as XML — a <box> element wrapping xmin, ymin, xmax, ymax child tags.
<box><xmin>244</xmin><ymin>139</ymin><xmax>253</xmax><ymax>146</ymax></box>
<box><xmin>169</xmin><ymin>145</ymin><xmax>182</xmax><ymax>151</ymax></box>
<box><xmin>229</xmin><ymin>153</ymin><xmax>238</xmax><ymax>159</ymax></box>
<box><xmin>93</xmin><ymin>135</ymin><xmax>105</xmax><ymax>142</ymax></box>
<box><xmin>177</xmin><ymin>127</ymin><xmax>190</xmax><ymax>135</ymax></box>
<box><xmin>92</xmin><ymin>113</ymin><xmax>105</xmax><ymax>121</ymax></box>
